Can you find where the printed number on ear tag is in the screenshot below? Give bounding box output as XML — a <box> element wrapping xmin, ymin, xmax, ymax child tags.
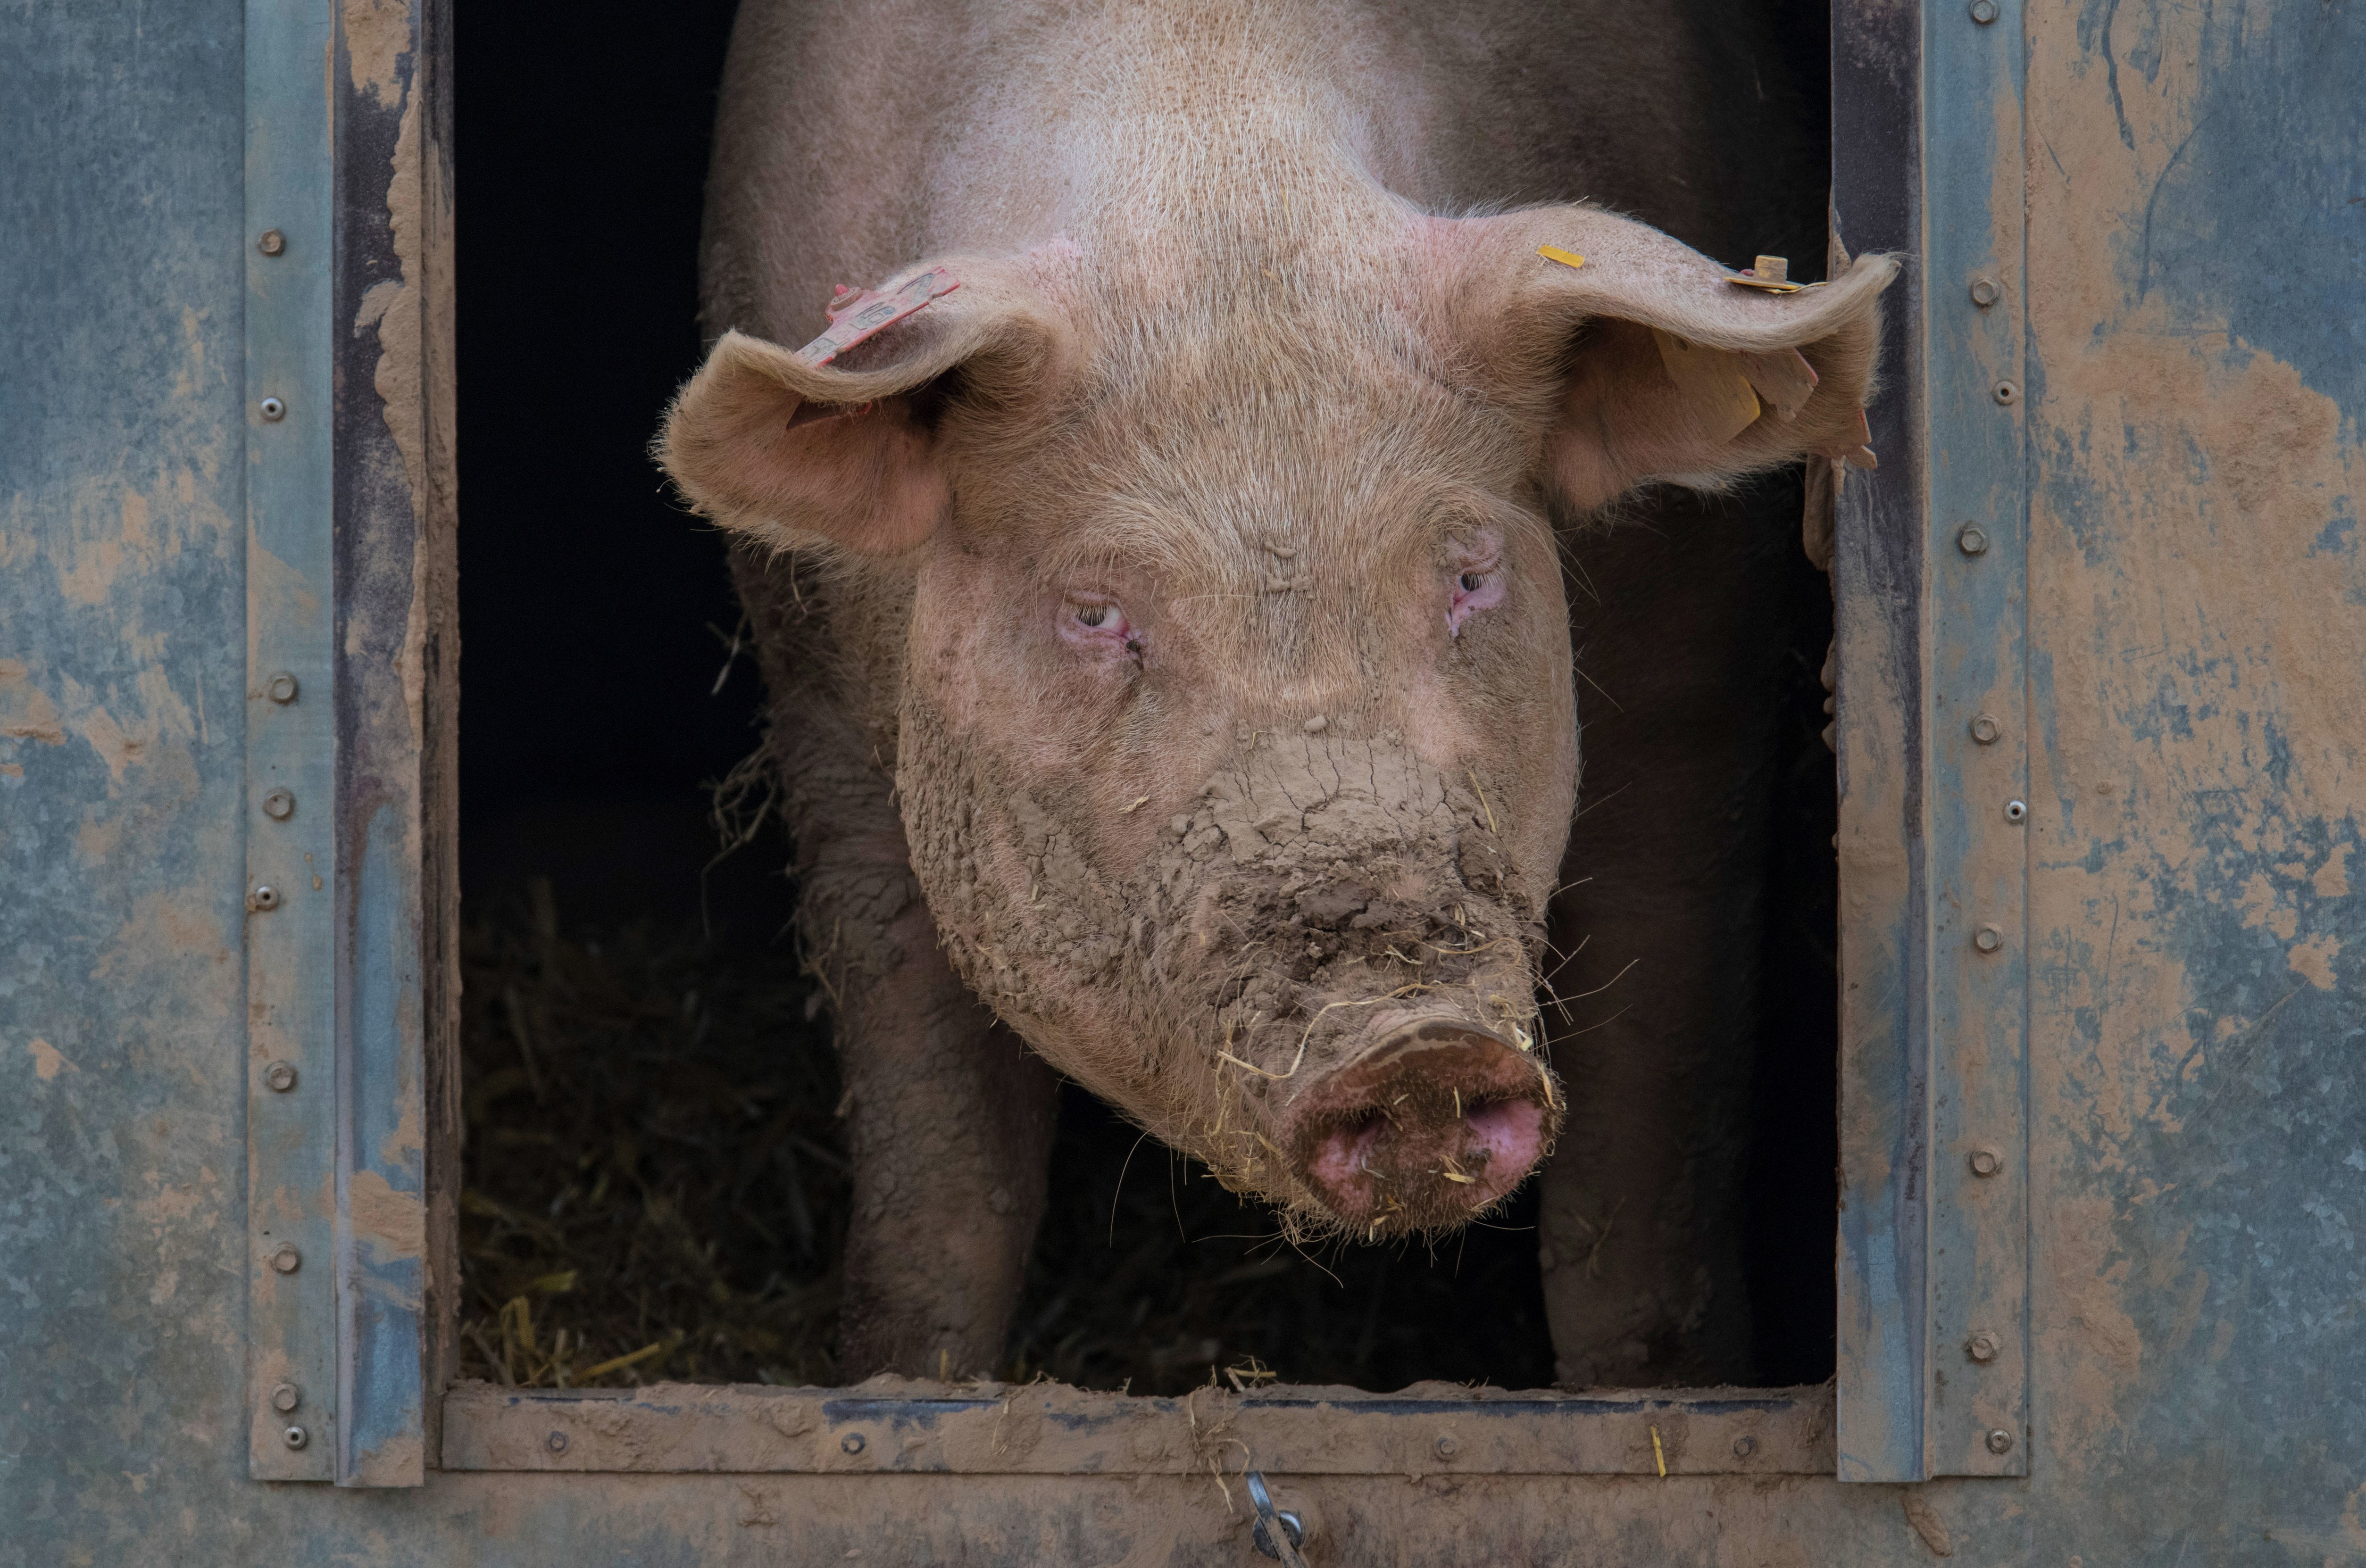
<box><xmin>794</xmin><ymin>266</ymin><xmax>964</xmax><ymax>366</ymax></box>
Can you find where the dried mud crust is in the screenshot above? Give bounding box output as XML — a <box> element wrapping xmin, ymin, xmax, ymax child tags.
<box><xmin>900</xmin><ymin>707</ymin><xmax>1565</xmax><ymax>1235</ymax></box>
<box><xmin>458</xmin><ymin>872</ymin><xmax>1555</xmax><ymax>1393</ymax></box>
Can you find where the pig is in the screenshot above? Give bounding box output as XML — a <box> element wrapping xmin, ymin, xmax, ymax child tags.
<box><xmin>658</xmin><ymin>0</ymin><xmax>1891</xmax><ymax>1383</ymax></box>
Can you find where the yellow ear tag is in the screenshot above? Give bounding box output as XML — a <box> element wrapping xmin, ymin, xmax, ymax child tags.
<box><xmin>1536</xmin><ymin>245</ymin><xmax>1586</xmax><ymax>271</ymax></box>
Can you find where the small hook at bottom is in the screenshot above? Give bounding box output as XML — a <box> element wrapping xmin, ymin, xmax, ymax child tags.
<box><xmin>1245</xmin><ymin>1470</ymin><xmax>1307</xmax><ymax>1563</ymax></box>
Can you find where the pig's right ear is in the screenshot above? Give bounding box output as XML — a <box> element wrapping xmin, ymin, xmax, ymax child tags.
<box><xmin>658</xmin><ymin>270</ymin><xmax>1071</xmax><ymax>556</ymax></box>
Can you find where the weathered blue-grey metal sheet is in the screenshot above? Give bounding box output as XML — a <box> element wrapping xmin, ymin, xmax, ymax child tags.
<box><xmin>439</xmin><ymin>1382</ymin><xmax>1841</xmax><ymax>1477</ymax></box>
<box><xmin>3</xmin><ymin>0</ymin><xmax>2360</xmax><ymax>1560</ymax></box>
<box><xmin>241</xmin><ymin>0</ymin><xmax>448</xmax><ymax>1489</ymax></box>
<box><xmin>2017</xmin><ymin>0</ymin><xmax>2366</xmax><ymax>1554</ymax></box>
<box><xmin>1</xmin><ymin>0</ymin><xmax>266</xmax><ymax>1541</ymax></box>
<box><xmin>0</xmin><ymin>0</ymin><xmax>447</xmax><ymax>1519</ymax></box>
<box><xmin>243</xmin><ymin>0</ymin><xmax>342</xmax><ymax>1484</ymax></box>
<box><xmin>1919</xmin><ymin>0</ymin><xmax>2033</xmax><ymax>1481</ymax></box>
<box><xmin>1830</xmin><ymin>0</ymin><xmax>1935</xmax><ymax>1486</ymax></box>
<box><xmin>323</xmin><ymin>0</ymin><xmax>455</xmax><ymax>1487</ymax></box>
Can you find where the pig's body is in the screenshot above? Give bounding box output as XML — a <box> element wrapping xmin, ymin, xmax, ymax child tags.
<box><xmin>673</xmin><ymin>1</ymin><xmax>1883</xmax><ymax>1383</ymax></box>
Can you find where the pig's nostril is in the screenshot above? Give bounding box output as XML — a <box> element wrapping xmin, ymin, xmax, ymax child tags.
<box><xmin>1457</xmin><ymin>1097</ymin><xmax>1552</xmax><ymax>1182</ymax></box>
<box><xmin>1308</xmin><ymin>1110</ymin><xmax>1390</xmax><ymax>1193</ymax></box>
<box><xmin>1462</xmin><ymin>1095</ymin><xmax>1544</xmax><ymax>1168</ymax></box>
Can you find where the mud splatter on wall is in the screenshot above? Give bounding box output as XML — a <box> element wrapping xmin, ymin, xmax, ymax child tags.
<box><xmin>3</xmin><ymin>0</ymin><xmax>2359</xmax><ymax>1559</ymax></box>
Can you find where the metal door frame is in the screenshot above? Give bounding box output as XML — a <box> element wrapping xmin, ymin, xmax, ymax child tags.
<box><xmin>241</xmin><ymin>0</ymin><xmax>457</xmax><ymax>1487</ymax></box>
<box><xmin>1830</xmin><ymin>0</ymin><xmax>2034</xmax><ymax>1484</ymax></box>
<box><xmin>242</xmin><ymin>0</ymin><xmax>2028</xmax><ymax>1496</ymax></box>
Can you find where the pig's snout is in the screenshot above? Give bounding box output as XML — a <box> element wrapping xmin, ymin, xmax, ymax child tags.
<box><xmin>1285</xmin><ymin>1017</ymin><xmax>1557</xmax><ymax>1235</ymax></box>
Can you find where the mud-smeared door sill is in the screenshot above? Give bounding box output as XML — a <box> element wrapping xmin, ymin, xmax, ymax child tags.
<box><xmin>440</xmin><ymin>1378</ymin><xmax>1833</xmax><ymax>1476</ymax></box>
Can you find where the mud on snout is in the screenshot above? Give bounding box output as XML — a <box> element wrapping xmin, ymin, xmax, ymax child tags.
<box><xmin>1171</xmin><ymin>736</ymin><xmax>1567</xmax><ymax>1240</ymax></box>
<box><xmin>905</xmin><ymin>718</ymin><xmax>1568</xmax><ymax>1244</ymax></box>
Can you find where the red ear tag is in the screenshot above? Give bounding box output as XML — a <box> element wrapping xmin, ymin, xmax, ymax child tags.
<box><xmin>794</xmin><ymin>266</ymin><xmax>964</xmax><ymax>366</ymax></box>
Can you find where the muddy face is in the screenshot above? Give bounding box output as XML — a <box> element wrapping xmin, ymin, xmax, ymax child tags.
<box><xmin>892</xmin><ymin>290</ymin><xmax>1579</xmax><ymax>1239</ymax></box>
<box><xmin>659</xmin><ymin>203</ymin><xmax>1891</xmax><ymax>1243</ymax></box>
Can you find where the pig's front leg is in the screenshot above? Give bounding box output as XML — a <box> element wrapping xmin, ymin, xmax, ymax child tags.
<box><xmin>739</xmin><ymin>543</ymin><xmax>1060</xmax><ymax>1380</ymax></box>
<box><xmin>1538</xmin><ymin>489</ymin><xmax>1806</xmax><ymax>1388</ymax></box>
<box><xmin>825</xmin><ymin>882</ymin><xmax>1058</xmax><ymax>1381</ymax></box>
<box><xmin>778</xmin><ymin>695</ymin><xmax>1058</xmax><ymax>1381</ymax></box>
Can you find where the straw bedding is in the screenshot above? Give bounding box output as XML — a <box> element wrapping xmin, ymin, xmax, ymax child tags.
<box><xmin>457</xmin><ymin>875</ymin><xmax>1555</xmax><ymax>1393</ymax></box>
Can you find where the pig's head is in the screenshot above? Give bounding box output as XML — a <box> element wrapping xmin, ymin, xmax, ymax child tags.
<box><xmin>662</xmin><ymin>205</ymin><xmax>1892</xmax><ymax>1241</ymax></box>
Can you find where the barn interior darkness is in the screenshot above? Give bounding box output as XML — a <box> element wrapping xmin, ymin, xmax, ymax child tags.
<box><xmin>456</xmin><ymin>3</ymin><xmax>1838</xmax><ymax>1393</ymax></box>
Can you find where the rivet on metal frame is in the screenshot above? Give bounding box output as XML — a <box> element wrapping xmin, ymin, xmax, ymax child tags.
<box><xmin>1969</xmin><ymin>275</ymin><xmax>2002</xmax><ymax>307</ymax></box>
<box><xmin>840</xmin><ymin>1432</ymin><xmax>866</xmax><ymax>1455</ymax></box>
<box><xmin>258</xmin><ymin>397</ymin><xmax>286</xmax><ymax>422</ymax></box>
<box><xmin>1958</xmin><ymin>524</ymin><xmax>1990</xmax><ymax>556</ymax></box>
<box><xmin>1732</xmin><ymin>1435</ymin><xmax>1758</xmax><ymax>1458</ymax></box>
<box><xmin>283</xmin><ymin>1426</ymin><xmax>308</xmax><ymax>1451</ymax></box>
<box><xmin>546</xmin><ymin>1430</ymin><xmax>569</xmax><ymax>1454</ymax></box>
<box><xmin>1968</xmin><ymin>1145</ymin><xmax>2004</xmax><ymax>1178</ymax></box>
<box><xmin>263</xmin><ymin>1061</ymin><xmax>298</xmax><ymax>1093</ymax></box>
<box><xmin>268</xmin><ymin>1243</ymin><xmax>301</xmax><ymax>1274</ymax></box>
<box><xmin>1434</xmin><ymin>1433</ymin><xmax>1460</xmax><ymax>1459</ymax></box>
<box><xmin>1966</xmin><ymin>1331</ymin><xmax>2001</xmax><ymax>1364</ymax></box>
<box><xmin>1968</xmin><ymin>0</ymin><xmax>2000</xmax><ymax>24</ymax></box>
<box><xmin>264</xmin><ymin>672</ymin><xmax>299</xmax><ymax>704</ymax></box>
<box><xmin>257</xmin><ymin>229</ymin><xmax>286</xmax><ymax>256</ymax></box>
<box><xmin>1974</xmin><ymin>924</ymin><xmax>2004</xmax><ymax>953</ymax></box>
<box><xmin>1985</xmin><ymin>1428</ymin><xmax>2015</xmax><ymax>1455</ymax></box>
<box><xmin>248</xmin><ymin>884</ymin><xmax>281</xmax><ymax>913</ymax></box>
<box><xmin>271</xmin><ymin>1383</ymin><xmax>301</xmax><ymax>1413</ymax></box>
<box><xmin>262</xmin><ymin>788</ymin><xmax>296</xmax><ymax>821</ymax></box>
<box><xmin>1993</xmin><ymin>380</ymin><xmax>2020</xmax><ymax>406</ymax></box>
<box><xmin>2004</xmin><ymin>798</ymin><xmax>2028</xmax><ymax>823</ymax></box>
<box><xmin>1969</xmin><ymin>712</ymin><xmax>2003</xmax><ymax>744</ymax></box>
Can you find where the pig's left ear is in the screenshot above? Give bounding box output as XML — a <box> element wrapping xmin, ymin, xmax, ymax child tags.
<box><xmin>658</xmin><ymin>261</ymin><xmax>1073</xmax><ymax>556</ymax></box>
<box><xmin>1440</xmin><ymin>208</ymin><xmax>1897</xmax><ymax>513</ymax></box>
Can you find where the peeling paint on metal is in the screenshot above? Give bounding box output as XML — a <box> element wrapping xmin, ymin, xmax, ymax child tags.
<box><xmin>2019</xmin><ymin>0</ymin><xmax>2366</xmax><ymax>1555</ymax></box>
<box><xmin>5</xmin><ymin>0</ymin><xmax>2361</xmax><ymax>1559</ymax></box>
<box><xmin>324</xmin><ymin>0</ymin><xmax>451</xmax><ymax>1487</ymax></box>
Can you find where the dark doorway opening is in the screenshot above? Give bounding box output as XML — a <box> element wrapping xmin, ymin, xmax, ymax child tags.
<box><xmin>454</xmin><ymin>0</ymin><xmax>1832</xmax><ymax>1397</ymax></box>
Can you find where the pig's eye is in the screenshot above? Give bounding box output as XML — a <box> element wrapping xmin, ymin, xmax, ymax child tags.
<box><xmin>1060</xmin><ymin>597</ymin><xmax>1137</xmax><ymax>653</ymax></box>
<box><xmin>1447</xmin><ymin>558</ymin><xmax>1506</xmax><ymax>637</ymax></box>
